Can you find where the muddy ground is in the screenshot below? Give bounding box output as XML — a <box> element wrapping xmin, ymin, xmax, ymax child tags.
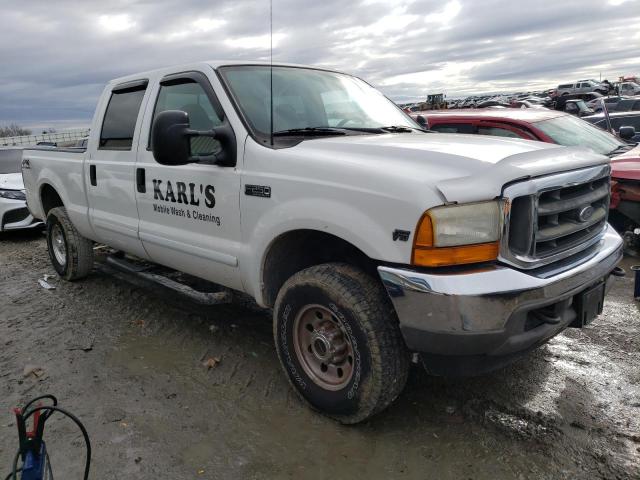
<box><xmin>1</xmin><ymin>228</ymin><xmax>639</xmax><ymax>479</ymax></box>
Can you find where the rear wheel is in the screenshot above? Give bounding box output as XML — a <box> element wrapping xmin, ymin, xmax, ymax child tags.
<box><xmin>273</xmin><ymin>263</ymin><xmax>410</xmax><ymax>424</ymax></box>
<box><xmin>46</xmin><ymin>207</ymin><xmax>94</xmax><ymax>281</ymax></box>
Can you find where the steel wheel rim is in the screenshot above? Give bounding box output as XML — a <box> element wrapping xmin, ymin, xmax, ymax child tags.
<box><xmin>292</xmin><ymin>304</ymin><xmax>354</xmax><ymax>391</ymax></box>
<box><xmin>51</xmin><ymin>224</ymin><xmax>67</xmax><ymax>266</ymax></box>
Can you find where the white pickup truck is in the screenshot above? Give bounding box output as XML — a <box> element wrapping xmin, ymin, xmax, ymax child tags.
<box><xmin>21</xmin><ymin>61</ymin><xmax>623</xmax><ymax>423</ymax></box>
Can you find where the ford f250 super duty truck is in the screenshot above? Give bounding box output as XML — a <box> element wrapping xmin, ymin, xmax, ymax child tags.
<box><xmin>21</xmin><ymin>61</ymin><xmax>623</xmax><ymax>423</ymax></box>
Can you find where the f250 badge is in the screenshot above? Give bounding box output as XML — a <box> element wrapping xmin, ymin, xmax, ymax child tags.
<box><xmin>152</xmin><ymin>179</ymin><xmax>215</xmax><ymax>208</ymax></box>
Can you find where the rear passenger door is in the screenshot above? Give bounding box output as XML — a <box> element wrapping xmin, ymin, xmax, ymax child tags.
<box><xmin>86</xmin><ymin>80</ymin><xmax>149</xmax><ymax>257</ymax></box>
<box><xmin>134</xmin><ymin>71</ymin><xmax>243</xmax><ymax>291</ymax></box>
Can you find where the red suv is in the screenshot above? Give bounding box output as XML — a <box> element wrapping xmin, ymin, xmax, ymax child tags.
<box><xmin>412</xmin><ymin>109</ymin><xmax>640</xmax><ymax>239</ymax></box>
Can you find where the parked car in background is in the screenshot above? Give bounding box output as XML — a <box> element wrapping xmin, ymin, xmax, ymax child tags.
<box><xmin>558</xmin><ymin>98</ymin><xmax>594</xmax><ymax>117</ymax></box>
<box><xmin>557</xmin><ymin>81</ymin><xmax>608</xmax><ymax>96</ymax></box>
<box><xmin>411</xmin><ymin>109</ymin><xmax>640</xmax><ymax>249</ymax></box>
<box><xmin>617</xmin><ymin>82</ymin><xmax>640</xmax><ymax>96</ymax></box>
<box><xmin>555</xmin><ymin>92</ymin><xmax>603</xmax><ymax>103</ymax></box>
<box><xmin>609</xmin><ymin>98</ymin><xmax>640</xmax><ymax>112</ymax></box>
<box><xmin>607</xmin><ymin>146</ymin><xmax>640</xmax><ymax>249</ymax></box>
<box><xmin>588</xmin><ymin>96</ymin><xmax>628</xmax><ymax>112</ymax></box>
<box><xmin>510</xmin><ymin>99</ymin><xmax>546</xmax><ymax>109</ymax></box>
<box><xmin>583</xmin><ymin>111</ymin><xmax>640</xmax><ymax>143</ymax></box>
<box><xmin>0</xmin><ymin>148</ymin><xmax>42</xmax><ymax>232</ymax></box>
<box><xmin>476</xmin><ymin>100</ymin><xmax>510</xmax><ymax>108</ymax></box>
<box><xmin>413</xmin><ymin>110</ymin><xmax>631</xmax><ymax>155</ymax></box>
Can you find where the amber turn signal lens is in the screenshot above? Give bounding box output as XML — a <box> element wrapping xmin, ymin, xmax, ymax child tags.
<box><xmin>414</xmin><ymin>212</ymin><xmax>434</xmax><ymax>248</ymax></box>
<box><xmin>412</xmin><ymin>242</ymin><xmax>499</xmax><ymax>267</ymax></box>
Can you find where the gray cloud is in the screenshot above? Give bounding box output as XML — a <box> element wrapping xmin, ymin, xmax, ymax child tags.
<box><xmin>0</xmin><ymin>0</ymin><xmax>638</xmax><ymax>128</ymax></box>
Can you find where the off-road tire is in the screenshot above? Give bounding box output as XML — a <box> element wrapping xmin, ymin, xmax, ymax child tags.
<box><xmin>273</xmin><ymin>263</ymin><xmax>410</xmax><ymax>424</ymax></box>
<box><xmin>46</xmin><ymin>207</ymin><xmax>94</xmax><ymax>281</ymax></box>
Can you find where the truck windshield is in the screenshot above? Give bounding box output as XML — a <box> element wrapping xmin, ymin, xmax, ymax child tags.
<box><xmin>218</xmin><ymin>65</ymin><xmax>417</xmax><ymax>140</ymax></box>
<box><xmin>536</xmin><ymin>115</ymin><xmax>624</xmax><ymax>156</ymax></box>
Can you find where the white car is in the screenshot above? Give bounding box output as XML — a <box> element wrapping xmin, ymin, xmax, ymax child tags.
<box><xmin>21</xmin><ymin>61</ymin><xmax>623</xmax><ymax>423</ymax></box>
<box><xmin>0</xmin><ymin>149</ymin><xmax>42</xmax><ymax>231</ymax></box>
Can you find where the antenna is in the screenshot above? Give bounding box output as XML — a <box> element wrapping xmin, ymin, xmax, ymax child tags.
<box><xmin>269</xmin><ymin>0</ymin><xmax>274</xmax><ymax>146</ymax></box>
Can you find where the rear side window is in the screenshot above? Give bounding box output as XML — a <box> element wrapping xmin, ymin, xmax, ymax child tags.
<box><xmin>100</xmin><ymin>83</ymin><xmax>147</xmax><ymax>150</ymax></box>
<box><xmin>477</xmin><ymin>126</ymin><xmax>522</xmax><ymax>138</ymax></box>
<box><xmin>430</xmin><ymin>123</ymin><xmax>475</xmax><ymax>134</ymax></box>
<box><xmin>558</xmin><ymin>84</ymin><xmax>572</xmax><ymax>89</ymax></box>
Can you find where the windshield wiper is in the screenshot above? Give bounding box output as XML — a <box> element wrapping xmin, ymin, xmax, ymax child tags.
<box><xmin>272</xmin><ymin>127</ymin><xmax>346</xmax><ymax>137</ymax></box>
<box><xmin>607</xmin><ymin>144</ymin><xmax>633</xmax><ymax>157</ymax></box>
<box><xmin>380</xmin><ymin>125</ymin><xmax>430</xmax><ymax>133</ymax></box>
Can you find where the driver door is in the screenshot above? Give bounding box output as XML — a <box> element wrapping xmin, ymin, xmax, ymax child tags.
<box><xmin>135</xmin><ymin>71</ymin><xmax>243</xmax><ymax>291</ymax></box>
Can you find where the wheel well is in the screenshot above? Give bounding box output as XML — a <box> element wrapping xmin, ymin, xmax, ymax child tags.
<box><xmin>262</xmin><ymin>230</ymin><xmax>378</xmax><ymax>307</ymax></box>
<box><xmin>40</xmin><ymin>184</ymin><xmax>63</xmax><ymax>216</ymax></box>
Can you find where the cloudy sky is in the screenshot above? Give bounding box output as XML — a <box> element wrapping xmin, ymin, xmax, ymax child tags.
<box><xmin>0</xmin><ymin>0</ymin><xmax>639</xmax><ymax>130</ymax></box>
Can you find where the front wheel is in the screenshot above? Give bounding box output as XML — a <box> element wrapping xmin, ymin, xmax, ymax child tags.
<box><xmin>273</xmin><ymin>263</ymin><xmax>410</xmax><ymax>424</ymax></box>
<box><xmin>46</xmin><ymin>207</ymin><xmax>94</xmax><ymax>281</ymax></box>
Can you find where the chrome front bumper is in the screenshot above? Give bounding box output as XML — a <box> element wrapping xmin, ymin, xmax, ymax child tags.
<box><xmin>378</xmin><ymin>224</ymin><xmax>623</xmax><ymax>358</ymax></box>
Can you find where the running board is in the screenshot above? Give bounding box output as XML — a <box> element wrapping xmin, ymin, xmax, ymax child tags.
<box><xmin>104</xmin><ymin>255</ymin><xmax>233</xmax><ymax>305</ymax></box>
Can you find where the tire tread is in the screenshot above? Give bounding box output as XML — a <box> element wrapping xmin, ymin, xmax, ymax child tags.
<box><xmin>47</xmin><ymin>207</ymin><xmax>93</xmax><ymax>281</ymax></box>
<box><xmin>274</xmin><ymin>262</ymin><xmax>410</xmax><ymax>424</ymax></box>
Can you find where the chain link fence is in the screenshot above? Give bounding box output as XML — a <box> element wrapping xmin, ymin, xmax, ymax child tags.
<box><xmin>0</xmin><ymin>128</ymin><xmax>90</xmax><ymax>147</ymax></box>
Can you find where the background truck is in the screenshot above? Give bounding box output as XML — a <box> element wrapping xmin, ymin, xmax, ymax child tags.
<box><xmin>21</xmin><ymin>61</ymin><xmax>623</xmax><ymax>423</ymax></box>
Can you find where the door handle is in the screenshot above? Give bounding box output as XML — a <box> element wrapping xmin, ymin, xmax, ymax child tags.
<box><xmin>136</xmin><ymin>168</ymin><xmax>146</xmax><ymax>193</ymax></box>
<box><xmin>89</xmin><ymin>165</ymin><xmax>97</xmax><ymax>186</ymax></box>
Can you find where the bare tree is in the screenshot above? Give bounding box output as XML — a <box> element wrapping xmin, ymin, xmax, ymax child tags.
<box><xmin>0</xmin><ymin>123</ymin><xmax>32</xmax><ymax>138</ymax></box>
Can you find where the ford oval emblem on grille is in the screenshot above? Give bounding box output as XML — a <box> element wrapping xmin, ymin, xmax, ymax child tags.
<box><xmin>578</xmin><ymin>205</ymin><xmax>594</xmax><ymax>222</ymax></box>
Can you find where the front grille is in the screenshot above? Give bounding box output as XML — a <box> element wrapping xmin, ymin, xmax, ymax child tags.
<box><xmin>506</xmin><ymin>168</ymin><xmax>610</xmax><ymax>266</ymax></box>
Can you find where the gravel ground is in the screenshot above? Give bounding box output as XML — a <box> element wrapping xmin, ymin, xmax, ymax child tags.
<box><xmin>1</xmin><ymin>228</ymin><xmax>639</xmax><ymax>480</ymax></box>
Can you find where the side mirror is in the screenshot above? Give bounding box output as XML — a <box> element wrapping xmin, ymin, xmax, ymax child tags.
<box><xmin>151</xmin><ymin>110</ymin><xmax>236</xmax><ymax>166</ymax></box>
<box><xmin>416</xmin><ymin>115</ymin><xmax>429</xmax><ymax>129</ymax></box>
<box><xmin>151</xmin><ymin>110</ymin><xmax>192</xmax><ymax>166</ymax></box>
<box><xmin>619</xmin><ymin>126</ymin><xmax>636</xmax><ymax>140</ymax></box>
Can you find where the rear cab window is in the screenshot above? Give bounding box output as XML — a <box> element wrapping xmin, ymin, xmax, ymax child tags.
<box><xmin>99</xmin><ymin>80</ymin><xmax>148</xmax><ymax>150</ymax></box>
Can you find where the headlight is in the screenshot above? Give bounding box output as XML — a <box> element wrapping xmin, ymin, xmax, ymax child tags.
<box><xmin>0</xmin><ymin>189</ymin><xmax>26</xmax><ymax>200</ymax></box>
<box><xmin>413</xmin><ymin>200</ymin><xmax>503</xmax><ymax>267</ymax></box>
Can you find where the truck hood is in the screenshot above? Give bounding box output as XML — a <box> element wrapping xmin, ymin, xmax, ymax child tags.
<box><xmin>611</xmin><ymin>144</ymin><xmax>640</xmax><ymax>181</ymax></box>
<box><xmin>291</xmin><ymin>133</ymin><xmax>608</xmax><ymax>203</ymax></box>
<box><xmin>0</xmin><ymin>173</ymin><xmax>25</xmax><ymax>190</ymax></box>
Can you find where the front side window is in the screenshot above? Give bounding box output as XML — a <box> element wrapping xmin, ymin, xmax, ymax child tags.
<box><xmin>152</xmin><ymin>81</ymin><xmax>223</xmax><ymax>156</ymax></box>
<box><xmin>218</xmin><ymin>65</ymin><xmax>417</xmax><ymax>141</ymax></box>
<box><xmin>100</xmin><ymin>85</ymin><xmax>147</xmax><ymax>150</ymax></box>
<box><xmin>536</xmin><ymin>115</ymin><xmax>623</xmax><ymax>155</ymax></box>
